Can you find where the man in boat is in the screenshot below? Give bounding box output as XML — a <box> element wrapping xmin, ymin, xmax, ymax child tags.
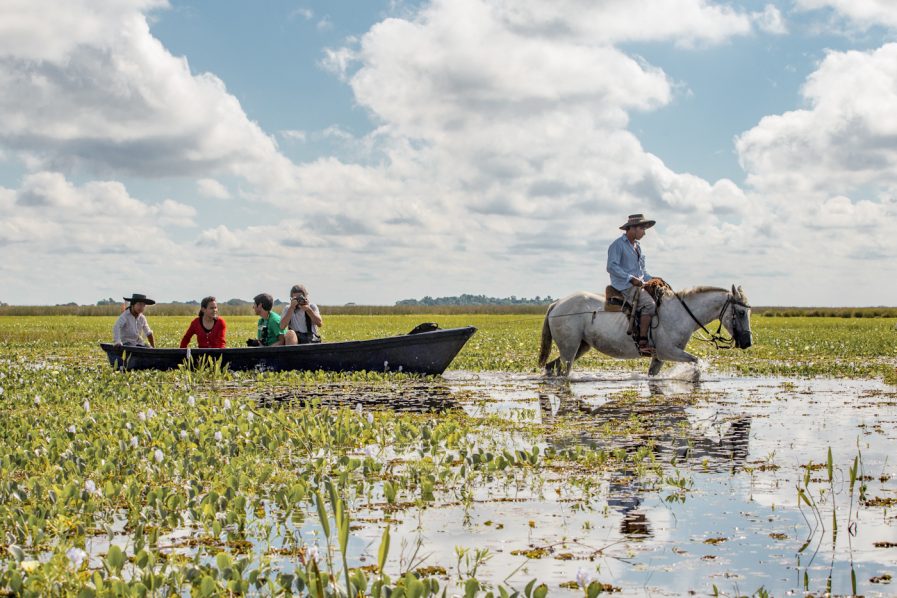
<box><xmin>113</xmin><ymin>293</ymin><xmax>156</xmax><ymax>348</ymax></box>
<box><xmin>279</xmin><ymin>284</ymin><xmax>323</xmax><ymax>344</ymax></box>
<box><xmin>606</xmin><ymin>214</ymin><xmax>657</xmax><ymax>355</ymax></box>
<box><xmin>248</xmin><ymin>293</ymin><xmax>292</xmax><ymax>347</ymax></box>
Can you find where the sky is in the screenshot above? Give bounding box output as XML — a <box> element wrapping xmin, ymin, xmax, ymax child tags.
<box><xmin>2</xmin><ymin>0</ymin><xmax>897</xmax><ymax>307</ymax></box>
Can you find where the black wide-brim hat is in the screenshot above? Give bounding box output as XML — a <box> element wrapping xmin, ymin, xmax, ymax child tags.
<box><xmin>123</xmin><ymin>293</ymin><xmax>155</xmax><ymax>305</ymax></box>
<box><xmin>620</xmin><ymin>213</ymin><xmax>656</xmax><ymax>230</ymax></box>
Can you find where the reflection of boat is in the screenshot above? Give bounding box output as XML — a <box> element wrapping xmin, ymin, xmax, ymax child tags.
<box><xmin>99</xmin><ymin>326</ymin><xmax>476</xmax><ymax>374</ymax></box>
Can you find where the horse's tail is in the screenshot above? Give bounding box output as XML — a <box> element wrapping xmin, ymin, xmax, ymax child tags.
<box><xmin>538</xmin><ymin>301</ymin><xmax>558</xmax><ymax>367</ymax></box>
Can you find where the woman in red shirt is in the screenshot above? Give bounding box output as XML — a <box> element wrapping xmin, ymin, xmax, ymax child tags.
<box><xmin>180</xmin><ymin>296</ymin><xmax>227</xmax><ymax>348</ymax></box>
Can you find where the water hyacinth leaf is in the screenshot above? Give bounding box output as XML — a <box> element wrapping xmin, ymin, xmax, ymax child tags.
<box><xmin>105</xmin><ymin>544</ymin><xmax>125</xmax><ymax>574</ymax></box>
<box><xmin>406</xmin><ymin>572</ymin><xmax>425</xmax><ymax>598</ymax></box>
<box><xmin>216</xmin><ymin>552</ymin><xmax>232</xmax><ymax>573</ymax></box>
<box><xmin>827</xmin><ymin>447</ymin><xmax>833</xmax><ymax>482</ymax></box>
<box><xmin>532</xmin><ymin>583</ymin><xmax>548</xmax><ymax>598</ymax></box>
<box><xmin>378</xmin><ymin>526</ymin><xmax>390</xmax><ymax>573</ymax></box>
<box><xmin>587</xmin><ymin>581</ymin><xmax>603</xmax><ymax>598</ymax></box>
<box><xmin>9</xmin><ymin>544</ymin><xmax>24</xmax><ymax>562</ymax></box>
<box><xmin>524</xmin><ymin>579</ymin><xmax>536</xmax><ymax>598</ymax></box>
<box><xmin>314</xmin><ymin>490</ymin><xmax>330</xmax><ymax>539</ymax></box>
<box><xmin>200</xmin><ymin>575</ymin><xmax>217</xmax><ymax>596</ymax></box>
<box><xmin>383</xmin><ymin>480</ymin><xmax>397</xmax><ymax>504</ymax></box>
<box><xmin>465</xmin><ymin>578</ymin><xmax>481</xmax><ymax>598</ymax></box>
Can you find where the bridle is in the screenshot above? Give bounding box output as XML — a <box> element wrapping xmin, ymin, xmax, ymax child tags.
<box><xmin>675</xmin><ymin>292</ymin><xmax>751</xmax><ymax>350</ymax></box>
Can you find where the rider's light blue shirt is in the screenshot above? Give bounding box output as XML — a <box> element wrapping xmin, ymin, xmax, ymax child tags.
<box><xmin>607</xmin><ymin>234</ymin><xmax>652</xmax><ymax>291</ymax></box>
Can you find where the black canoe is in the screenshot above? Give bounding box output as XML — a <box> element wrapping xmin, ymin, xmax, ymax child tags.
<box><xmin>99</xmin><ymin>326</ymin><xmax>476</xmax><ymax>374</ymax></box>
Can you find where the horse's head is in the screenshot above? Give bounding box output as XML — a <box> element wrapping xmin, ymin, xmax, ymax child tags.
<box><xmin>723</xmin><ymin>284</ymin><xmax>752</xmax><ymax>349</ymax></box>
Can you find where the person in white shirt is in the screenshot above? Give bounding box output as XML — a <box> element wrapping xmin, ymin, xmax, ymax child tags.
<box><xmin>279</xmin><ymin>284</ymin><xmax>323</xmax><ymax>344</ymax></box>
<box><xmin>113</xmin><ymin>293</ymin><xmax>156</xmax><ymax>347</ymax></box>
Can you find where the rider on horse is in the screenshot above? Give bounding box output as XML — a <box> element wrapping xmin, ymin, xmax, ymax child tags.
<box><xmin>606</xmin><ymin>214</ymin><xmax>657</xmax><ymax>355</ymax></box>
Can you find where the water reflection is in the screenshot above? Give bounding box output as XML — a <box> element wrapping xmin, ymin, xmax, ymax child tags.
<box><xmin>255</xmin><ymin>378</ymin><xmax>461</xmax><ymax>413</ymax></box>
<box><xmin>537</xmin><ymin>377</ymin><xmax>751</xmax><ymax>540</ymax></box>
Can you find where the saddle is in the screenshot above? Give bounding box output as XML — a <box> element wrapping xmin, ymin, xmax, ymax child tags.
<box><xmin>605</xmin><ymin>278</ymin><xmax>672</xmax><ymax>350</ymax></box>
<box><xmin>604</xmin><ymin>279</ymin><xmax>670</xmax><ymax>315</ymax></box>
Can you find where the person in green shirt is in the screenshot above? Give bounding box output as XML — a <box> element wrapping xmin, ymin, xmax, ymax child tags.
<box><xmin>249</xmin><ymin>293</ymin><xmax>289</xmax><ymax>347</ymax></box>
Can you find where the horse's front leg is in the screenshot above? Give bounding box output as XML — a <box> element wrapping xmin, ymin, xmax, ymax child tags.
<box><xmin>648</xmin><ymin>357</ymin><xmax>664</xmax><ymax>376</ymax></box>
<box><xmin>658</xmin><ymin>347</ymin><xmax>699</xmax><ymax>365</ymax></box>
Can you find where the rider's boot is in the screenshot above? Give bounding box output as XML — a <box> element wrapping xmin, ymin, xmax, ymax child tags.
<box><xmin>638</xmin><ymin>313</ymin><xmax>654</xmax><ymax>356</ymax></box>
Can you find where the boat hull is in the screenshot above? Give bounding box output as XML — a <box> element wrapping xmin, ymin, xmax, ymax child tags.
<box><xmin>99</xmin><ymin>326</ymin><xmax>476</xmax><ymax>374</ymax></box>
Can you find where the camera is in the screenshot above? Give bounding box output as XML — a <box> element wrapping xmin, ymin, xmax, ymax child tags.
<box><xmin>294</xmin><ymin>293</ymin><xmax>308</xmax><ymax>306</ymax></box>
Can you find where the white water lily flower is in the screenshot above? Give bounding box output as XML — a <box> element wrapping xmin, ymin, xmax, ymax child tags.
<box><xmin>33</xmin><ymin>395</ymin><xmax>40</xmax><ymax>404</ymax></box>
<box><xmin>307</xmin><ymin>545</ymin><xmax>319</xmax><ymax>563</ymax></box>
<box><xmin>146</xmin><ymin>408</ymin><xmax>156</xmax><ymax>419</ymax></box>
<box><xmin>223</xmin><ymin>399</ymin><xmax>231</xmax><ymax>410</ymax></box>
<box><xmin>67</xmin><ymin>425</ymin><xmax>76</xmax><ymax>434</ymax></box>
<box><xmin>125</xmin><ymin>422</ymin><xmax>132</xmax><ymax>430</ymax></box>
<box><xmin>355</xmin><ymin>403</ymin><xmax>362</xmax><ymax>417</ymax></box>
<box><xmin>137</xmin><ymin>411</ymin><xmax>146</xmax><ymax>422</ymax></box>
<box><xmin>364</xmin><ymin>446</ymin><xmax>377</xmax><ymax>459</ymax></box>
<box><xmin>154</xmin><ymin>449</ymin><xmax>164</xmax><ymax>463</ymax></box>
<box><xmin>84</xmin><ymin>480</ymin><xmax>97</xmax><ymax>494</ymax></box>
<box><xmin>194</xmin><ymin>427</ymin><xmax>200</xmax><ymax>437</ymax></box>
<box><xmin>366</xmin><ymin>412</ymin><xmax>374</xmax><ymax>425</ymax></box>
<box><xmin>180</xmin><ymin>430</ymin><xmax>188</xmax><ymax>440</ymax></box>
<box><xmin>82</xmin><ymin>400</ymin><xmax>90</xmax><ymax>412</ymax></box>
<box><xmin>247</xmin><ymin>411</ymin><xmax>254</xmax><ymax>422</ymax></box>
<box><xmin>130</xmin><ymin>436</ymin><xmax>139</xmax><ymax>448</ymax></box>
<box><xmin>0</xmin><ymin>386</ymin><xmax>4</xmax><ymax>396</ymax></box>
<box><xmin>214</xmin><ymin>431</ymin><xmax>223</xmax><ymax>442</ymax></box>
<box><xmin>20</xmin><ymin>559</ymin><xmax>40</xmax><ymax>573</ymax></box>
<box><xmin>187</xmin><ymin>395</ymin><xmax>195</xmax><ymax>407</ymax></box>
<box><xmin>66</xmin><ymin>547</ymin><xmax>87</xmax><ymax>569</ymax></box>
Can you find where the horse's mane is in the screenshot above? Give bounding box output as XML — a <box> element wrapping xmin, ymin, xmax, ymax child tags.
<box><xmin>676</xmin><ymin>285</ymin><xmax>729</xmax><ymax>297</ymax></box>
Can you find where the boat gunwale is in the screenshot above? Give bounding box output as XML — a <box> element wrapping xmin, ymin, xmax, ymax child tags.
<box><xmin>99</xmin><ymin>326</ymin><xmax>476</xmax><ymax>356</ymax></box>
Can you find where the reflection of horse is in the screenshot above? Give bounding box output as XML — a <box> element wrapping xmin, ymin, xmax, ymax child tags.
<box><xmin>538</xmin><ymin>379</ymin><xmax>751</xmax><ymax>539</ymax></box>
<box><xmin>539</xmin><ymin>285</ymin><xmax>753</xmax><ymax>376</ymax></box>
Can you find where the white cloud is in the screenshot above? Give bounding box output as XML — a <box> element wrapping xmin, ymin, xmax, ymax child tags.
<box><xmin>279</xmin><ymin>130</ymin><xmax>307</xmax><ymax>142</ymax></box>
<box><xmin>197</xmin><ymin>178</ymin><xmax>231</xmax><ymax>199</ymax></box>
<box><xmin>2</xmin><ymin>171</ymin><xmax>191</xmax><ymax>247</ymax></box>
<box><xmin>290</xmin><ymin>7</ymin><xmax>313</xmax><ymax>21</ymax></box>
<box><xmin>4</xmin><ymin>0</ymin><xmax>895</xmax><ymax>306</ymax></box>
<box><xmin>156</xmin><ymin>198</ymin><xmax>197</xmax><ymax>227</ymax></box>
<box><xmin>736</xmin><ymin>43</ymin><xmax>897</xmax><ymax>196</ymax></box>
<box><xmin>492</xmin><ymin>0</ymin><xmax>753</xmax><ymax>46</ymax></box>
<box><xmin>0</xmin><ymin>0</ymin><xmax>297</xmax><ymax>194</ymax></box>
<box><xmin>753</xmin><ymin>4</ymin><xmax>788</xmax><ymax>35</ymax></box>
<box><xmin>796</xmin><ymin>0</ymin><xmax>897</xmax><ymax>29</ymax></box>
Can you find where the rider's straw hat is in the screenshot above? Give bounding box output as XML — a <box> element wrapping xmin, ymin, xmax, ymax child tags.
<box><xmin>620</xmin><ymin>214</ymin><xmax>656</xmax><ymax>230</ymax></box>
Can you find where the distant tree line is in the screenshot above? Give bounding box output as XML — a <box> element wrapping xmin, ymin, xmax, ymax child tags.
<box><xmin>395</xmin><ymin>294</ymin><xmax>555</xmax><ymax>306</ymax></box>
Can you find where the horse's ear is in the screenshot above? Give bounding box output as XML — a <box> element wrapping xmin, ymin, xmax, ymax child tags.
<box><xmin>731</xmin><ymin>284</ymin><xmax>737</xmax><ymax>296</ymax></box>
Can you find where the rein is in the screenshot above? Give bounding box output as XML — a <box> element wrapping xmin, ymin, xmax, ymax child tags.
<box><xmin>675</xmin><ymin>293</ymin><xmax>750</xmax><ymax>350</ymax></box>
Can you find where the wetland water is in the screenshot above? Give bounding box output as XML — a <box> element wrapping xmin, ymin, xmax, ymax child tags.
<box><xmin>332</xmin><ymin>370</ymin><xmax>897</xmax><ymax>596</ymax></box>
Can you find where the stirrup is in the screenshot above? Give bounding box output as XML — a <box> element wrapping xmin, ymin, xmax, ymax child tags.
<box><xmin>637</xmin><ymin>337</ymin><xmax>654</xmax><ymax>357</ymax></box>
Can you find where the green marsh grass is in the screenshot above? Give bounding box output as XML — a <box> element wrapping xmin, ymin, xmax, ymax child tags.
<box><xmin>1</xmin><ymin>313</ymin><xmax>895</xmax><ymax>380</ymax></box>
<box><xmin>1</xmin><ymin>313</ymin><xmax>895</xmax><ymax>595</ymax></box>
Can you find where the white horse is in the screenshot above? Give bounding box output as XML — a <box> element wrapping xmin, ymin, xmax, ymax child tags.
<box><xmin>538</xmin><ymin>285</ymin><xmax>752</xmax><ymax>376</ymax></box>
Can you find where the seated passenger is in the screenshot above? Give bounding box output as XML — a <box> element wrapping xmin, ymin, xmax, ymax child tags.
<box><xmin>279</xmin><ymin>284</ymin><xmax>323</xmax><ymax>344</ymax></box>
<box><xmin>180</xmin><ymin>296</ymin><xmax>227</xmax><ymax>348</ymax></box>
<box><xmin>113</xmin><ymin>293</ymin><xmax>156</xmax><ymax>347</ymax></box>
<box><xmin>248</xmin><ymin>293</ymin><xmax>291</xmax><ymax>347</ymax></box>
